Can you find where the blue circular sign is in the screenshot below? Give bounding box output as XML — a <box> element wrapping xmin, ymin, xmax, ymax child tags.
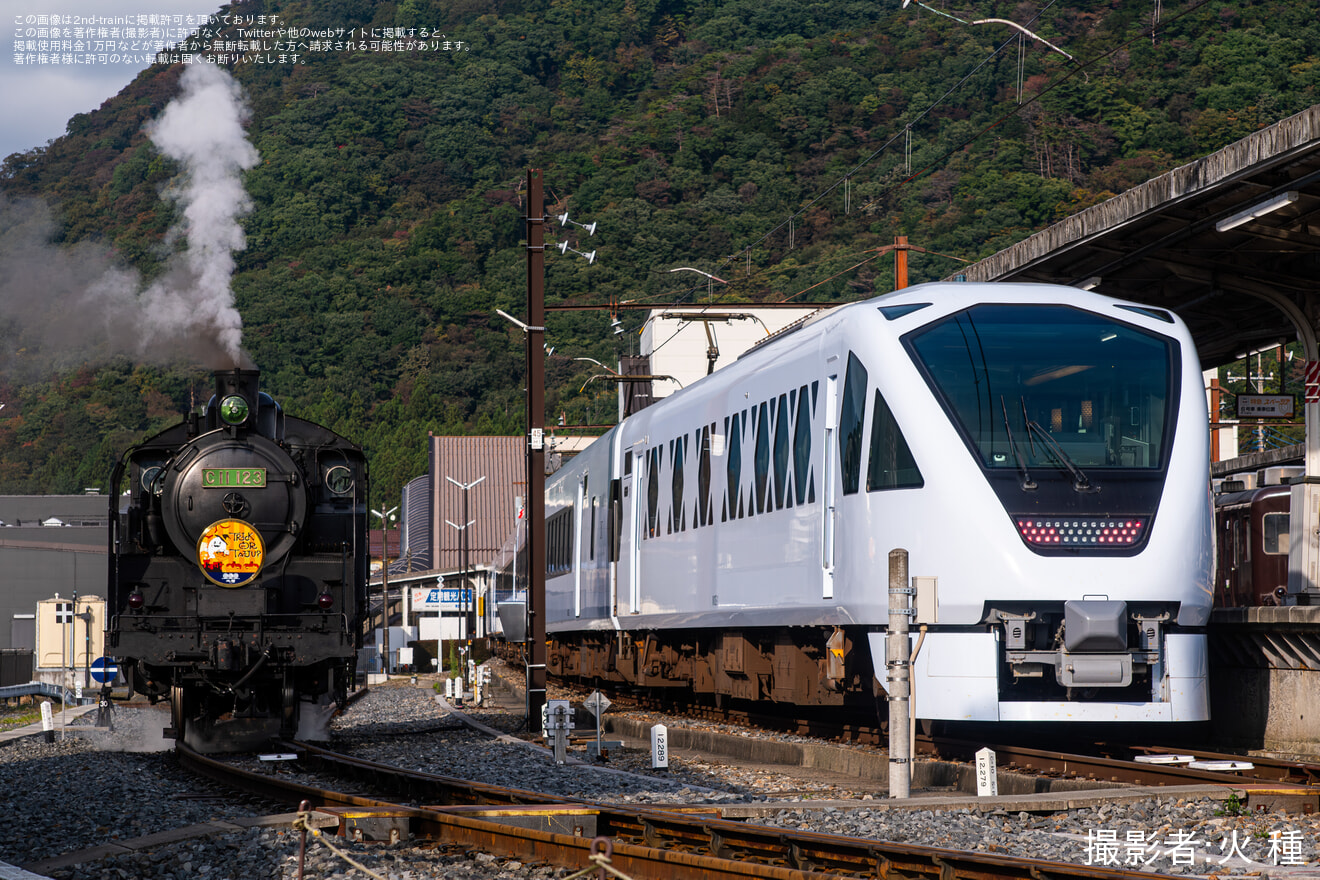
<box><xmin>90</xmin><ymin>657</ymin><xmax>119</xmax><ymax>684</ymax></box>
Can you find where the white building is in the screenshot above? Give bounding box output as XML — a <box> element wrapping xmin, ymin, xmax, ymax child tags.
<box><xmin>639</xmin><ymin>306</ymin><xmax>823</xmax><ymax>402</ymax></box>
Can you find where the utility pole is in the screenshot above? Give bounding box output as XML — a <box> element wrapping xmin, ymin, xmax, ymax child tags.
<box><xmin>894</xmin><ymin>235</ymin><xmax>909</xmax><ymax>290</ymax></box>
<box><xmin>525</xmin><ymin>168</ymin><xmax>548</xmax><ymax>728</ymax></box>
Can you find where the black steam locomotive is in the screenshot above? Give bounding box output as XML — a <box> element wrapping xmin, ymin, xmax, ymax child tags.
<box><xmin>108</xmin><ymin>370</ymin><xmax>368</xmax><ymax>745</ymax></box>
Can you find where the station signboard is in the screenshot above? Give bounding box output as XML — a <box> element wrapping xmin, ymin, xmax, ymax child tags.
<box><xmin>1235</xmin><ymin>394</ymin><xmax>1295</xmax><ymax>418</ymax></box>
<box><xmin>411</xmin><ymin>586</ymin><xmax>474</xmax><ymax>612</ymax></box>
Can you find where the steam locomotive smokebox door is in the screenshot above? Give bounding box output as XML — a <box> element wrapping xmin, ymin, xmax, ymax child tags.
<box><xmin>160</xmin><ymin>432</ymin><xmax>307</xmax><ymax>567</ymax></box>
<box><xmin>1063</xmin><ymin>600</ymin><xmax>1127</xmax><ymax>652</ymax></box>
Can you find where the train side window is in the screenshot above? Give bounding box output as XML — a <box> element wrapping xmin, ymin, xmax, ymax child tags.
<box><xmin>698</xmin><ymin>425</ymin><xmax>712</xmax><ymax>527</ymax></box>
<box><xmin>774</xmin><ymin>392</ymin><xmax>791</xmax><ymax>509</ymax></box>
<box><xmin>754</xmin><ymin>401</ymin><xmax>770</xmax><ymax>513</ymax></box>
<box><xmin>546</xmin><ymin>507</ymin><xmax>574</xmax><ymax>575</ymax></box>
<box><xmin>725</xmin><ymin>413</ymin><xmax>743</xmax><ymax>521</ymax></box>
<box><xmin>671</xmin><ymin>435</ymin><xmax>686</xmax><ymax>533</ymax></box>
<box><xmin>793</xmin><ymin>384</ymin><xmax>812</xmax><ymax>505</ymax></box>
<box><xmin>646</xmin><ymin>447</ymin><xmax>661</xmax><ymax>539</ymax></box>
<box><xmin>839</xmin><ymin>352</ymin><xmax>868</xmax><ymax>495</ymax></box>
<box><xmin>867</xmin><ymin>389</ymin><xmax>924</xmax><ymax>491</ymax></box>
<box><xmin>1263</xmin><ymin>512</ymin><xmax>1290</xmax><ymax>555</ymax></box>
<box><xmin>608</xmin><ymin>479</ymin><xmax>621</xmax><ymax>562</ymax></box>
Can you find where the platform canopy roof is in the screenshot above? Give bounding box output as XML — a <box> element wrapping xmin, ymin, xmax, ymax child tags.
<box><xmin>956</xmin><ymin>104</ymin><xmax>1320</xmax><ymax>369</ymax></box>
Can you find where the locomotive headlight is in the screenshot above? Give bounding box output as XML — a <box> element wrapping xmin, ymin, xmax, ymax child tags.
<box><xmin>128</xmin><ymin>591</ymin><xmax>145</xmax><ymax>609</ymax></box>
<box><xmin>317</xmin><ymin>591</ymin><xmax>334</xmax><ymax>610</ymax></box>
<box><xmin>219</xmin><ymin>394</ymin><xmax>250</xmax><ymax>425</ymax></box>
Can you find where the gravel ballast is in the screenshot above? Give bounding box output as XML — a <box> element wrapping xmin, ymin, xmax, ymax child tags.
<box><xmin>4</xmin><ymin>676</ymin><xmax>1320</xmax><ymax>879</ymax></box>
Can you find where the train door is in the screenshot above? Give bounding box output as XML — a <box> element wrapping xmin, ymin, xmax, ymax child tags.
<box><xmin>821</xmin><ymin>370</ymin><xmax>839</xmax><ymax>599</ymax></box>
<box><xmin>607</xmin><ymin>430</ymin><xmax>622</xmax><ymax>625</ymax></box>
<box><xmin>1215</xmin><ymin>511</ymin><xmax>1234</xmax><ymax>605</ymax></box>
<box><xmin>1217</xmin><ymin>508</ymin><xmax>1250</xmax><ymax>607</ymax></box>
<box><xmin>1234</xmin><ymin>513</ymin><xmax>1251</xmax><ymax>605</ymax></box>
<box><xmin>1254</xmin><ymin>498</ymin><xmax>1290</xmax><ymax>604</ymax></box>
<box><xmin>573</xmin><ymin>474</ymin><xmax>586</xmax><ymax>618</ymax></box>
<box><xmin>622</xmin><ymin>446</ymin><xmax>643</xmax><ymax>614</ymax></box>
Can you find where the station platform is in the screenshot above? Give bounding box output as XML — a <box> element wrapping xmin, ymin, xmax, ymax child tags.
<box><xmin>1209</xmin><ymin>604</ymin><xmax>1320</xmax><ymax>755</ymax></box>
<box><xmin>0</xmin><ymin>704</ymin><xmax>98</xmax><ymax>746</ymax></box>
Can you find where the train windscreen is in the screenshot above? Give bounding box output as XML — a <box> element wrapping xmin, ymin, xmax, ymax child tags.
<box><xmin>905</xmin><ymin>304</ymin><xmax>1177</xmax><ymax>472</ymax></box>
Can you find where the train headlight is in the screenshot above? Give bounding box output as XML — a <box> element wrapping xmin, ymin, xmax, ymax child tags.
<box><xmin>1015</xmin><ymin>517</ymin><xmax>1148</xmax><ymax>546</ymax></box>
<box><xmin>219</xmin><ymin>394</ymin><xmax>249</xmax><ymax>425</ymax></box>
<box><xmin>128</xmin><ymin>591</ymin><xmax>145</xmax><ymax>609</ymax></box>
<box><xmin>317</xmin><ymin>591</ymin><xmax>334</xmax><ymax>610</ymax></box>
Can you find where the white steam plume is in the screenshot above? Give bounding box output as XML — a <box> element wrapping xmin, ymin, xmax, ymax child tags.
<box><xmin>0</xmin><ymin>63</ymin><xmax>259</xmax><ymax>378</ymax></box>
<box><xmin>140</xmin><ymin>62</ymin><xmax>258</xmax><ymax>365</ymax></box>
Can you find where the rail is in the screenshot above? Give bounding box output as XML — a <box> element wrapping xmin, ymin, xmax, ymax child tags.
<box><xmin>177</xmin><ymin>739</ymin><xmax>1272</xmax><ymax>880</ymax></box>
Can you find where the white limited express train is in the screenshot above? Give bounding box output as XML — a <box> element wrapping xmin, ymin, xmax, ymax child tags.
<box><xmin>536</xmin><ymin>282</ymin><xmax>1212</xmax><ymax>723</ymax></box>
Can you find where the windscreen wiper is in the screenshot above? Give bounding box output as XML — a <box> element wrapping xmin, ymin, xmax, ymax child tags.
<box><xmin>1000</xmin><ymin>396</ymin><xmax>1036</xmax><ymax>491</ymax></box>
<box><xmin>1021</xmin><ymin>398</ymin><xmax>1099</xmax><ymax>493</ymax></box>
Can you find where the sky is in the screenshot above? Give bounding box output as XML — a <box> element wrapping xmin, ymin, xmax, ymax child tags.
<box><xmin>2</xmin><ymin>0</ymin><xmax>221</xmax><ymax>160</ymax></box>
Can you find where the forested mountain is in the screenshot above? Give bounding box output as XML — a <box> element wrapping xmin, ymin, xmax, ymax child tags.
<box><xmin>1</xmin><ymin>0</ymin><xmax>1317</xmax><ymax>502</ymax></box>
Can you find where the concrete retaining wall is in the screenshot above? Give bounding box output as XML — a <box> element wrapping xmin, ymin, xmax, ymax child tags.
<box><xmin>606</xmin><ymin>717</ymin><xmax>1120</xmax><ymax>795</ymax></box>
<box><xmin>1210</xmin><ymin>606</ymin><xmax>1320</xmax><ymax>755</ymax></box>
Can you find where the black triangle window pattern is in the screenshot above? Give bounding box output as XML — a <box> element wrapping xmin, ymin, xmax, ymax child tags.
<box><xmin>726</xmin><ymin>412</ymin><xmax>744</xmax><ymax>521</ymax></box>
<box><xmin>840</xmin><ymin>352</ymin><xmax>868</xmax><ymax>496</ymax></box>
<box><xmin>739</xmin><ymin>410</ymin><xmax>748</xmax><ymax>518</ymax></box>
<box><xmin>773</xmin><ymin>392</ymin><xmax>790</xmax><ymax>510</ymax></box>
<box><xmin>787</xmin><ymin>388</ymin><xmax>798</xmax><ymax>510</ymax></box>
<box><xmin>754</xmin><ymin>401</ymin><xmax>770</xmax><ymax>514</ymax></box>
<box><xmin>671</xmin><ymin>435</ymin><xmax>686</xmax><ymax>533</ymax></box>
<box><xmin>698</xmin><ymin>425</ymin><xmax>713</xmax><ymax>528</ymax></box>
<box><xmin>664</xmin><ymin>382</ymin><xmax>825</xmax><ymax>531</ymax></box>
<box><xmin>867</xmin><ymin>388</ymin><xmax>924</xmax><ymax>491</ymax></box>
<box><xmin>646</xmin><ymin>446</ymin><xmax>662</xmax><ymax>539</ymax></box>
<box><xmin>721</xmin><ymin>416</ymin><xmax>731</xmax><ymax>523</ymax></box>
<box><xmin>808</xmin><ymin>381</ymin><xmax>818</xmax><ymax>503</ymax></box>
<box><xmin>793</xmin><ymin>383</ymin><xmax>813</xmax><ymax>506</ymax></box>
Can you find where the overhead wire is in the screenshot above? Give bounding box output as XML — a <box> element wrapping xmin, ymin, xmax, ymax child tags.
<box><xmin>699</xmin><ymin>0</ymin><xmax>1214</xmax><ymax>300</ymax></box>
<box><xmin>847</xmin><ymin>0</ymin><xmax>1215</xmax><ymax>218</ymax></box>
<box><xmin>577</xmin><ymin>0</ymin><xmax>1217</xmax><ymax>386</ymax></box>
<box><xmin>702</xmin><ymin>0</ymin><xmax>1074</xmax><ymax>291</ymax></box>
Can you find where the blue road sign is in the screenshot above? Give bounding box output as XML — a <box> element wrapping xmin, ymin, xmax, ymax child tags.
<box><xmin>90</xmin><ymin>656</ymin><xmax>119</xmax><ymax>684</ymax></box>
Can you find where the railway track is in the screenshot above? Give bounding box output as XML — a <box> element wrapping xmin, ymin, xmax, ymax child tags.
<box><xmin>175</xmin><ymin>738</ymin><xmax>1225</xmax><ymax>880</ymax></box>
<box><xmin>926</xmin><ymin>737</ymin><xmax>1320</xmax><ymax>796</ymax></box>
<box><xmin>544</xmin><ymin>672</ymin><xmax>1320</xmax><ymax>802</ymax></box>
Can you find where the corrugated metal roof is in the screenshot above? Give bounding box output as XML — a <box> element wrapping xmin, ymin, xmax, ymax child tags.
<box><xmin>957</xmin><ymin>106</ymin><xmax>1320</xmax><ymax>284</ymax></box>
<box><xmin>389</xmin><ymin>474</ymin><xmax>432</xmax><ymax>574</ymax></box>
<box><xmin>428</xmin><ymin>436</ymin><xmax>525</xmax><ymax>571</ymax></box>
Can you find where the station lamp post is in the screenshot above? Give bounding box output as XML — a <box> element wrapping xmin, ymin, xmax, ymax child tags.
<box><xmin>446</xmin><ymin>474</ymin><xmax>486</xmax><ymax>649</ymax></box>
<box><xmin>371</xmin><ymin>505</ymin><xmax>398</xmax><ymax>676</ymax></box>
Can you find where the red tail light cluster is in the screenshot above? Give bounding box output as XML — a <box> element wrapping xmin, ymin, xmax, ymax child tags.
<box><xmin>1016</xmin><ymin>518</ymin><xmax>1147</xmax><ymax>546</ymax></box>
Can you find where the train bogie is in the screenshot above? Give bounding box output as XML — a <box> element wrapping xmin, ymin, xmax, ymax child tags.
<box><xmin>531</xmin><ymin>283</ymin><xmax>1213</xmax><ymax>724</ymax></box>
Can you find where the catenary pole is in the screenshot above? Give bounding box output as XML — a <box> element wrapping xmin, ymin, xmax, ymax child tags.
<box><xmin>525</xmin><ymin>168</ymin><xmax>548</xmax><ymax>728</ymax></box>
